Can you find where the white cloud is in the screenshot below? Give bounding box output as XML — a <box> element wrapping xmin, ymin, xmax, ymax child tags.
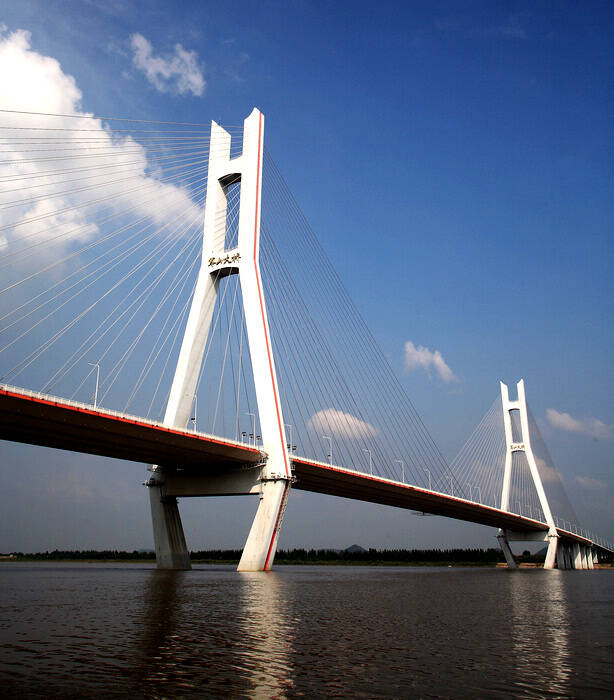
<box><xmin>404</xmin><ymin>340</ymin><xmax>457</xmax><ymax>383</ymax></box>
<box><xmin>546</xmin><ymin>409</ymin><xmax>613</xmax><ymax>440</ymax></box>
<box><xmin>130</xmin><ymin>33</ymin><xmax>205</xmax><ymax>97</ymax></box>
<box><xmin>0</xmin><ymin>29</ymin><xmax>201</xmax><ymax>249</ymax></box>
<box><xmin>575</xmin><ymin>476</ymin><xmax>607</xmax><ymax>490</ymax></box>
<box><xmin>0</xmin><ymin>29</ymin><xmax>82</xmax><ymax>113</ymax></box>
<box><xmin>307</xmin><ymin>408</ymin><xmax>378</xmax><ymax>440</ymax></box>
<box><xmin>534</xmin><ymin>456</ymin><xmax>558</xmax><ymax>483</ymax></box>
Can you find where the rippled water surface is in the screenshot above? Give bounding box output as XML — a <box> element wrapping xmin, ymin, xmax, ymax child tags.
<box><xmin>1</xmin><ymin>563</ymin><xmax>613</xmax><ymax>698</ymax></box>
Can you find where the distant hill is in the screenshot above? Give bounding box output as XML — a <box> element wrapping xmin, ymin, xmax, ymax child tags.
<box><xmin>345</xmin><ymin>544</ymin><xmax>367</xmax><ymax>553</ymax></box>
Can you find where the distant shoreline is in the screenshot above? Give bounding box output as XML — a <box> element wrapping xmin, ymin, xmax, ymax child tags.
<box><xmin>2</xmin><ymin>548</ymin><xmax>612</xmax><ymax>567</ymax></box>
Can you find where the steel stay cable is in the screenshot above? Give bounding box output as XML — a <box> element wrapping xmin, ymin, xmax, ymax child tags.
<box><xmin>452</xmin><ymin>398</ymin><xmax>501</xmax><ymax>493</ymax></box>
<box><xmin>0</xmin><ymin>184</ymin><xmax>207</xmax><ymax>343</ymax></box>
<box><xmin>2</xmin><ymin>203</ymin><xmax>200</xmax><ymax>383</ymax></box>
<box><xmin>262</xmin><ymin>164</ymin><xmax>436</xmax><ymax>481</ymax></box>
<box><xmin>233</xmin><ymin>294</ymin><xmax>246</xmax><ymax>440</ymax></box>
<box><xmin>99</xmin><ymin>231</ymin><xmax>204</xmax><ymax>404</ymax></box>
<box><xmin>0</xmin><ymin>136</ymin><xmax>211</xmax><ymax>156</ymax></box>
<box><xmin>192</xmin><ymin>267</ymin><xmax>233</xmax><ymax>415</ymax></box>
<box><xmin>0</xmin><ymin>140</ymin><xmax>212</xmax><ymax>166</ymax></box>
<box><xmin>0</xmin><ymin>107</ymin><xmax>226</xmax><ymax>127</ymax></box>
<box><xmin>148</xmin><ymin>285</ymin><xmax>194</xmax><ymax>422</ymax></box>
<box><xmin>261</xmin><ymin>176</ymin><xmax>397</xmax><ymax>472</ymax></box>
<box><xmin>261</xmin><ymin>228</ymin><xmax>391</xmax><ymax>474</ymax></box>
<box><xmin>72</xmin><ymin>230</ymin><xmax>197</xmax><ymax>404</ymax></box>
<box><xmin>66</xmin><ymin>224</ymin><xmax>202</xmax><ymax>398</ymax></box>
<box><xmin>0</xmin><ymin>142</ymin><xmax>236</xmax><ymax>186</ymax></box>
<box><xmin>262</xmin><ymin>188</ymin><xmax>408</xmax><ymax>477</ymax></box>
<box><xmin>260</xmin><ymin>240</ymin><xmax>340</xmax><ymax>462</ymax></box>
<box><xmin>0</xmin><ymin>149</ymin><xmax>212</xmax><ymax>209</ymax></box>
<box><xmin>261</xmin><ymin>231</ymin><xmax>360</xmax><ymax>465</ymax></box>
<box><xmin>0</xmin><ymin>184</ymin><xmax>208</xmax><ymax>331</ymax></box>
<box><xmin>221</xmin><ymin>277</ymin><xmax>240</xmax><ymax>439</ymax></box>
<box><xmin>263</xmin><ymin>153</ymin><xmax>448</xmax><ymax>478</ymax></box>
<box><xmin>124</xmin><ymin>249</ymin><xmax>200</xmax><ymax>413</ymax></box>
<box><xmin>0</xmin><ymin>160</ymin><xmax>208</xmax><ymax>274</ymax></box>
<box><xmin>259</xmin><ymin>233</ymin><xmax>332</xmax><ymax>457</ymax></box>
<box><xmin>42</xmin><ymin>218</ymin><xmax>202</xmax><ymax>393</ymax></box>
<box><xmin>0</xmin><ymin>156</ymin><xmax>208</xmax><ymax>235</ymax></box>
<box><xmin>0</xmin><ymin>150</ymin><xmax>209</xmax><ymax>197</ymax></box>
<box><xmin>259</xmin><ymin>251</ymin><xmax>321</xmax><ymax>461</ymax></box>
<box><xmin>0</xmin><ymin>140</ymin><xmax>221</xmax><ymax>182</ymax></box>
<box><xmin>212</xmin><ymin>273</ymin><xmax>241</xmax><ymax>433</ymax></box>
<box><xmin>262</xmin><ymin>155</ymin><xmax>445</xmax><ymax>486</ymax></box>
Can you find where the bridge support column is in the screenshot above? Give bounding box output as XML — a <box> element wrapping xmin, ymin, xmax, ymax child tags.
<box><xmin>238</xmin><ymin>479</ymin><xmax>290</xmax><ymax>571</ymax></box>
<box><xmin>566</xmin><ymin>545</ymin><xmax>575</xmax><ymax>569</ymax></box>
<box><xmin>543</xmin><ymin>533</ymin><xmax>559</xmax><ymax>570</ymax></box>
<box><xmin>556</xmin><ymin>544</ymin><xmax>568</xmax><ymax>569</ymax></box>
<box><xmin>149</xmin><ymin>483</ymin><xmax>191</xmax><ymax>570</ymax></box>
<box><xmin>573</xmin><ymin>543</ymin><xmax>584</xmax><ymax>569</ymax></box>
<box><xmin>497</xmin><ymin>531</ymin><xmax>518</xmax><ymax>569</ymax></box>
<box><xmin>587</xmin><ymin>547</ymin><xmax>595</xmax><ymax>570</ymax></box>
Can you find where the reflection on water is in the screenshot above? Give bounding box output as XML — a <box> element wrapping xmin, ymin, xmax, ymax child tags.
<box><xmin>129</xmin><ymin>569</ymin><xmax>297</xmax><ymax>697</ymax></box>
<box><xmin>238</xmin><ymin>573</ymin><xmax>295</xmax><ymax>698</ymax></box>
<box><xmin>1</xmin><ymin>563</ymin><xmax>613</xmax><ymax>698</ymax></box>
<box><xmin>508</xmin><ymin>571</ymin><xmax>571</xmax><ymax>697</ymax></box>
<box><xmin>133</xmin><ymin>570</ymin><xmax>184</xmax><ymax>691</ymax></box>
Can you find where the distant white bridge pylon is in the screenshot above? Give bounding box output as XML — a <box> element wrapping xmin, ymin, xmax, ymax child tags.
<box><xmin>450</xmin><ymin>379</ymin><xmax>603</xmax><ymax>569</ymax></box>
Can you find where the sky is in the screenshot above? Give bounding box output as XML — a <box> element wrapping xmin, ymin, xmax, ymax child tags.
<box><xmin>0</xmin><ymin>0</ymin><xmax>612</xmax><ymax>553</ymax></box>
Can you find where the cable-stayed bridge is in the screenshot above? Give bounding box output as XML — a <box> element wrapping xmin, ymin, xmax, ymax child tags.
<box><xmin>0</xmin><ymin>108</ymin><xmax>611</xmax><ymax>570</ymax></box>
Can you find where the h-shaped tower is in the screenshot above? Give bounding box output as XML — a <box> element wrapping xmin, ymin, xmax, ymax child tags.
<box><xmin>148</xmin><ymin>109</ymin><xmax>292</xmax><ymax>571</ymax></box>
<box><xmin>497</xmin><ymin>379</ymin><xmax>560</xmax><ymax>568</ymax></box>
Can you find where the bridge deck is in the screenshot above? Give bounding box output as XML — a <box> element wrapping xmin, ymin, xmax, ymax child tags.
<box><xmin>0</xmin><ymin>386</ymin><xmax>597</xmax><ymax>548</ymax></box>
<box><xmin>292</xmin><ymin>458</ymin><xmax>547</xmax><ymax>533</ymax></box>
<box><xmin>0</xmin><ymin>386</ymin><xmax>263</xmax><ymax>470</ymax></box>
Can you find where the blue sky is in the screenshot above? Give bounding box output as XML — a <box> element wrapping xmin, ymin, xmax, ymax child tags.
<box><xmin>0</xmin><ymin>1</ymin><xmax>612</xmax><ymax>552</ymax></box>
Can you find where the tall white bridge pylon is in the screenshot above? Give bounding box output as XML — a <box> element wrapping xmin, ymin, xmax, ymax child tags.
<box><xmin>448</xmin><ymin>378</ymin><xmax>599</xmax><ymax>570</ymax></box>
<box><xmin>148</xmin><ymin>109</ymin><xmax>291</xmax><ymax>571</ymax></box>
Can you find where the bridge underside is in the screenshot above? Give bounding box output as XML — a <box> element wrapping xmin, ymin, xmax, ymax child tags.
<box><xmin>0</xmin><ymin>386</ymin><xmax>262</xmax><ymax>471</ymax></box>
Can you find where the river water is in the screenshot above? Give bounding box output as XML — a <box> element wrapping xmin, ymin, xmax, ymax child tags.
<box><xmin>1</xmin><ymin>563</ymin><xmax>613</xmax><ymax>698</ymax></box>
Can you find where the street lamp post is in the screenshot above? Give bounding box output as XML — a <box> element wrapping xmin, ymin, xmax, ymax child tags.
<box><xmin>285</xmin><ymin>424</ymin><xmax>293</xmax><ymax>452</ymax></box>
<box><xmin>322</xmin><ymin>435</ymin><xmax>332</xmax><ymax>465</ymax></box>
<box><xmin>423</xmin><ymin>468</ymin><xmax>432</xmax><ymax>491</ymax></box>
<box><xmin>363</xmin><ymin>448</ymin><xmax>372</xmax><ymax>475</ymax></box>
<box><xmin>395</xmin><ymin>460</ymin><xmax>404</xmax><ymax>483</ymax></box>
<box><xmin>88</xmin><ymin>362</ymin><xmax>100</xmax><ymax>409</ymax></box>
<box><xmin>191</xmin><ymin>395</ymin><xmax>198</xmax><ymax>431</ymax></box>
<box><xmin>246</xmin><ymin>412</ymin><xmax>256</xmax><ymax>447</ymax></box>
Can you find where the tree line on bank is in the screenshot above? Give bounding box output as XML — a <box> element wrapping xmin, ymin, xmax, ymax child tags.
<box><xmin>5</xmin><ymin>547</ymin><xmax>611</xmax><ymax>564</ymax></box>
<box><xmin>6</xmin><ymin>548</ymin><xmax>508</xmax><ymax>564</ymax></box>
